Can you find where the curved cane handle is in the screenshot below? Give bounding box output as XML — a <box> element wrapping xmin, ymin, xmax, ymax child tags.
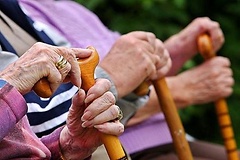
<box><xmin>197</xmin><ymin>34</ymin><xmax>215</xmax><ymax>59</ymax></box>
<box><xmin>32</xmin><ymin>46</ymin><xmax>101</xmax><ymax>98</ymax></box>
<box><xmin>77</xmin><ymin>46</ymin><xmax>98</xmax><ymax>90</ymax></box>
<box><xmin>33</xmin><ymin>79</ymin><xmax>52</xmax><ymax>98</ymax></box>
<box><xmin>198</xmin><ymin>34</ymin><xmax>239</xmax><ymax>160</ymax></box>
<box><xmin>32</xmin><ymin>47</ymin><xmax>102</xmax><ymax>98</ymax></box>
<box><xmin>33</xmin><ymin>46</ymin><xmax>128</xmax><ymax>160</ymax></box>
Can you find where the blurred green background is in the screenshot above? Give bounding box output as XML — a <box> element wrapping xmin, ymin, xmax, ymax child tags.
<box><xmin>74</xmin><ymin>0</ymin><xmax>240</xmax><ymax>146</ymax></box>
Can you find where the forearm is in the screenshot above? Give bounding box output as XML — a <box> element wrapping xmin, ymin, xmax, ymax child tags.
<box><xmin>40</xmin><ymin>126</ymin><xmax>64</xmax><ymax>160</ymax></box>
<box><xmin>166</xmin><ymin>76</ymin><xmax>192</xmax><ymax>109</ymax></box>
<box><xmin>164</xmin><ymin>34</ymin><xmax>197</xmax><ymax>76</ymax></box>
<box><xmin>0</xmin><ymin>82</ymin><xmax>27</xmax><ymax>140</ymax></box>
<box><xmin>147</xmin><ymin>77</ymin><xmax>191</xmax><ymax>111</ymax></box>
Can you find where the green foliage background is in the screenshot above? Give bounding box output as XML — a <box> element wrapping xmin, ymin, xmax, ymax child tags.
<box><xmin>75</xmin><ymin>0</ymin><xmax>240</xmax><ymax>146</ymax></box>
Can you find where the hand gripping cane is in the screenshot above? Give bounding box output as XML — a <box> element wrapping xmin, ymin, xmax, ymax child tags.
<box><xmin>33</xmin><ymin>46</ymin><xmax>128</xmax><ymax>160</ymax></box>
<box><xmin>198</xmin><ymin>34</ymin><xmax>239</xmax><ymax>160</ymax></box>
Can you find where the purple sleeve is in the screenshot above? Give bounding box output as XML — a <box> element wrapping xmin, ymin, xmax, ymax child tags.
<box><xmin>0</xmin><ymin>83</ymin><xmax>92</xmax><ymax>159</ymax></box>
<box><xmin>40</xmin><ymin>126</ymin><xmax>64</xmax><ymax>159</ymax></box>
<box><xmin>41</xmin><ymin>126</ymin><xmax>91</xmax><ymax>160</ymax></box>
<box><xmin>0</xmin><ymin>83</ymin><xmax>27</xmax><ymax>140</ymax></box>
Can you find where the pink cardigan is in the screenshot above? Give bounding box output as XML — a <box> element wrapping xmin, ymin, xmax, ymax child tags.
<box><xmin>0</xmin><ymin>83</ymin><xmax>63</xmax><ymax>159</ymax></box>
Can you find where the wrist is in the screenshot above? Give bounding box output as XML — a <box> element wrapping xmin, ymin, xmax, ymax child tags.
<box><xmin>59</xmin><ymin>127</ymin><xmax>94</xmax><ymax>160</ymax></box>
<box><xmin>165</xmin><ymin>33</ymin><xmax>196</xmax><ymax>61</ymax></box>
<box><xmin>59</xmin><ymin>144</ymin><xmax>67</xmax><ymax>160</ymax></box>
<box><xmin>166</xmin><ymin>76</ymin><xmax>191</xmax><ymax>109</ymax></box>
<box><xmin>0</xmin><ymin>75</ymin><xmax>22</xmax><ymax>93</ymax></box>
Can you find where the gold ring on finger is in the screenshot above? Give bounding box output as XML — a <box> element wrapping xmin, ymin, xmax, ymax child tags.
<box><xmin>116</xmin><ymin>106</ymin><xmax>123</xmax><ymax>121</ymax></box>
<box><xmin>55</xmin><ymin>55</ymin><xmax>68</xmax><ymax>69</ymax></box>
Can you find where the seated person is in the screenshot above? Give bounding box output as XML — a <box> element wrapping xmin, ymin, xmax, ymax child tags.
<box><xmin>0</xmin><ymin>0</ymin><xmax>235</xmax><ymax>159</ymax></box>
<box><xmin>0</xmin><ymin>42</ymin><xmax>124</xmax><ymax>159</ymax></box>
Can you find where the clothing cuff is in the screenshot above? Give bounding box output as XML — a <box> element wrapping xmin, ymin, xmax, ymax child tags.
<box><xmin>0</xmin><ymin>82</ymin><xmax>27</xmax><ymax>121</ymax></box>
<box><xmin>41</xmin><ymin>126</ymin><xmax>91</xmax><ymax>160</ymax></box>
<box><xmin>95</xmin><ymin>67</ymin><xmax>151</xmax><ymax>124</ymax></box>
<box><xmin>95</xmin><ymin>66</ymin><xmax>118</xmax><ymax>99</ymax></box>
<box><xmin>41</xmin><ymin>126</ymin><xmax>64</xmax><ymax>160</ymax></box>
<box><xmin>0</xmin><ymin>82</ymin><xmax>27</xmax><ymax>139</ymax></box>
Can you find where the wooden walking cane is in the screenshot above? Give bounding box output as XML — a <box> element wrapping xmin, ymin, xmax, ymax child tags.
<box><xmin>134</xmin><ymin>76</ymin><xmax>193</xmax><ymax>158</ymax></box>
<box><xmin>33</xmin><ymin>46</ymin><xmax>128</xmax><ymax>160</ymax></box>
<box><xmin>152</xmin><ymin>78</ymin><xmax>193</xmax><ymax>160</ymax></box>
<box><xmin>198</xmin><ymin>34</ymin><xmax>239</xmax><ymax>160</ymax></box>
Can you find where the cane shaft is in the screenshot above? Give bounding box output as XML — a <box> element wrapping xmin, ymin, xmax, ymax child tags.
<box><xmin>153</xmin><ymin>78</ymin><xmax>193</xmax><ymax>160</ymax></box>
<box><xmin>133</xmin><ymin>81</ymin><xmax>151</xmax><ymax>96</ymax></box>
<box><xmin>216</xmin><ymin>99</ymin><xmax>239</xmax><ymax>160</ymax></box>
<box><xmin>198</xmin><ymin>34</ymin><xmax>239</xmax><ymax>160</ymax></box>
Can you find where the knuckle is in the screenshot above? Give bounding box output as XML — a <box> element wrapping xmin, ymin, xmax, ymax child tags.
<box><xmin>230</xmin><ymin>78</ymin><xmax>235</xmax><ymax>86</ymax></box>
<box><xmin>109</xmin><ymin>106</ymin><xmax>117</xmax><ymax>119</ymax></box>
<box><xmin>223</xmin><ymin>88</ymin><xmax>233</xmax><ymax>97</ymax></box>
<box><xmin>33</xmin><ymin>42</ymin><xmax>45</xmax><ymax>48</ymax></box>
<box><xmin>117</xmin><ymin>123</ymin><xmax>125</xmax><ymax>134</ymax></box>
<box><xmin>211</xmin><ymin>68</ymin><xmax>220</xmax><ymax>77</ymax></box>
<box><xmin>103</xmin><ymin>91</ymin><xmax>116</xmax><ymax>104</ymax></box>
<box><xmin>147</xmin><ymin>32</ymin><xmax>156</xmax><ymax>39</ymax></box>
<box><xmin>135</xmin><ymin>46</ymin><xmax>146</xmax><ymax>55</ymax></box>
<box><xmin>101</xmin><ymin>78</ymin><xmax>112</xmax><ymax>89</ymax></box>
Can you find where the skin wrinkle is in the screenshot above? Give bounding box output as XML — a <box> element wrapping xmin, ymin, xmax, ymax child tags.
<box><xmin>98</xmin><ymin>92</ymin><xmax>114</xmax><ymax>110</ymax></box>
<box><xmin>109</xmin><ymin>105</ymin><xmax>118</xmax><ymax>121</ymax></box>
<box><xmin>67</xmin><ymin>129</ymin><xmax>99</xmax><ymax>159</ymax></box>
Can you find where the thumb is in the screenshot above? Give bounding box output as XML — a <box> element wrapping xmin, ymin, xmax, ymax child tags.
<box><xmin>68</xmin><ymin>89</ymin><xmax>86</xmax><ymax>122</ymax></box>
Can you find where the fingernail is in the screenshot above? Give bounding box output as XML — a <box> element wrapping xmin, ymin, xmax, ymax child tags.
<box><xmin>82</xmin><ymin>122</ymin><xmax>86</xmax><ymax>128</ymax></box>
<box><xmin>81</xmin><ymin>111</ymin><xmax>91</xmax><ymax>121</ymax></box>
<box><xmin>82</xmin><ymin>121</ymin><xmax>93</xmax><ymax>128</ymax></box>
<box><xmin>85</xmin><ymin>94</ymin><xmax>94</xmax><ymax>103</ymax></box>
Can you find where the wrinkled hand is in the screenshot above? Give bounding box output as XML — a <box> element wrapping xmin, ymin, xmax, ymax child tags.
<box><xmin>100</xmin><ymin>31</ymin><xmax>171</xmax><ymax>98</ymax></box>
<box><xmin>60</xmin><ymin>79</ymin><xmax>124</xmax><ymax>160</ymax></box>
<box><xmin>178</xmin><ymin>17</ymin><xmax>224</xmax><ymax>53</ymax></box>
<box><xmin>173</xmin><ymin>56</ymin><xmax>234</xmax><ymax>107</ymax></box>
<box><xmin>165</xmin><ymin>17</ymin><xmax>224</xmax><ymax>75</ymax></box>
<box><xmin>127</xmin><ymin>56</ymin><xmax>234</xmax><ymax>126</ymax></box>
<box><xmin>0</xmin><ymin>42</ymin><xmax>92</xmax><ymax>95</ymax></box>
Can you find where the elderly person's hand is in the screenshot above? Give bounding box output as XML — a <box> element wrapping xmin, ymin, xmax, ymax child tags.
<box><xmin>0</xmin><ymin>42</ymin><xmax>92</xmax><ymax>95</ymax></box>
<box><xmin>60</xmin><ymin>78</ymin><xmax>124</xmax><ymax>159</ymax></box>
<box><xmin>170</xmin><ymin>56</ymin><xmax>234</xmax><ymax>107</ymax></box>
<box><xmin>165</xmin><ymin>17</ymin><xmax>224</xmax><ymax>75</ymax></box>
<box><xmin>126</xmin><ymin>56</ymin><xmax>233</xmax><ymax>126</ymax></box>
<box><xmin>100</xmin><ymin>31</ymin><xmax>172</xmax><ymax>98</ymax></box>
